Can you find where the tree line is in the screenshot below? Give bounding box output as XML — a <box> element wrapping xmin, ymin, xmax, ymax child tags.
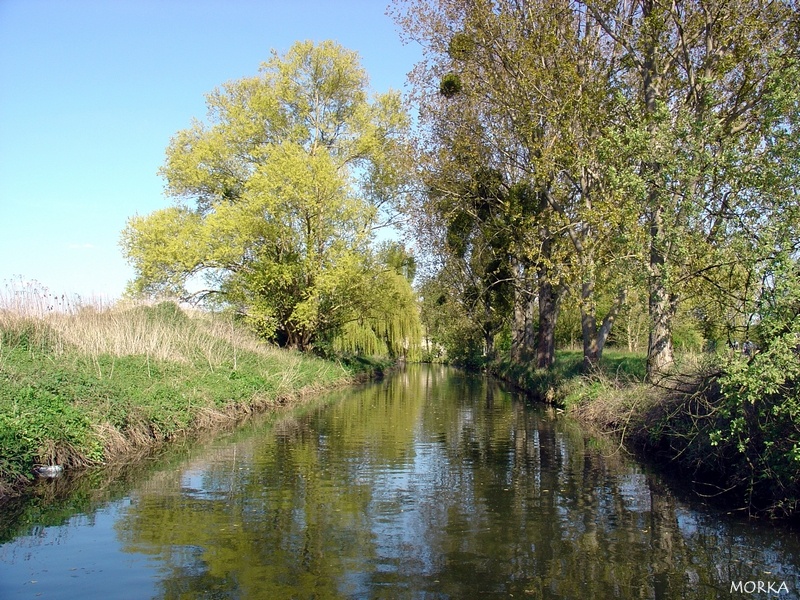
<box><xmin>391</xmin><ymin>0</ymin><xmax>799</xmax><ymax>381</ymax></box>
<box><xmin>121</xmin><ymin>3</ymin><xmax>799</xmax><ymax>384</ymax></box>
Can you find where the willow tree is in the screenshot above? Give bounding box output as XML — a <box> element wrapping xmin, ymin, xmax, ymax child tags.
<box><xmin>122</xmin><ymin>41</ymin><xmax>420</xmax><ymax>356</ymax></box>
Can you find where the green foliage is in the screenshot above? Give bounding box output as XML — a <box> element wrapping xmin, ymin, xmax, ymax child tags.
<box><xmin>398</xmin><ymin>0</ymin><xmax>800</xmax><ymax>378</ymax></box>
<box><xmin>614</xmin><ymin>266</ymin><xmax>800</xmax><ymax>516</ymax></box>
<box><xmin>0</xmin><ymin>378</ymin><xmax>102</xmax><ymax>485</ymax></box>
<box><xmin>439</xmin><ymin>73</ymin><xmax>462</xmax><ymax>97</ymax></box>
<box><xmin>330</xmin><ymin>266</ymin><xmax>422</xmax><ymax>359</ymax></box>
<box><xmin>708</xmin><ymin>267</ymin><xmax>800</xmax><ymax>514</ymax></box>
<box><xmin>493</xmin><ymin>350</ymin><xmax>647</xmax><ymax>404</ymax></box>
<box><xmin>122</xmin><ymin>40</ymin><xmax>420</xmax><ymax>356</ymax></box>
<box><xmin>447</xmin><ymin>32</ymin><xmax>475</xmax><ymax>60</ymax></box>
<box><xmin>378</xmin><ymin>240</ymin><xmax>417</xmax><ymax>282</ymax></box>
<box><xmin>671</xmin><ymin>316</ymin><xmax>706</xmax><ymax>353</ymax></box>
<box><xmin>419</xmin><ymin>277</ymin><xmax>487</xmax><ymax>369</ymax></box>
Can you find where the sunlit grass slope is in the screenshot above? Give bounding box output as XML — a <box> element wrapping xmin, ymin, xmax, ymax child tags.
<box><xmin>0</xmin><ymin>285</ymin><xmax>363</xmax><ymax>496</ymax></box>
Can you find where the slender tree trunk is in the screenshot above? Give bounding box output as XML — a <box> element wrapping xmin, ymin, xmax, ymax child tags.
<box><xmin>512</xmin><ymin>291</ymin><xmax>528</xmax><ymax>363</ymax></box>
<box><xmin>582</xmin><ymin>284</ymin><xmax>626</xmax><ymax>370</ymax></box>
<box><xmin>597</xmin><ymin>290</ymin><xmax>625</xmax><ymax>355</ymax></box>
<box><xmin>483</xmin><ymin>295</ymin><xmax>496</xmax><ymax>361</ymax></box>
<box><xmin>535</xmin><ymin>229</ymin><xmax>561</xmax><ymax>369</ymax></box>
<box><xmin>285</xmin><ymin>323</ymin><xmax>300</xmax><ymax>350</ymax></box>
<box><xmin>511</xmin><ymin>259</ymin><xmax>534</xmax><ymax>363</ymax></box>
<box><xmin>525</xmin><ymin>294</ymin><xmax>536</xmax><ymax>354</ymax></box>
<box><xmin>641</xmin><ymin>0</ymin><xmax>676</xmax><ymax>382</ymax></box>
<box><xmin>647</xmin><ymin>295</ymin><xmax>676</xmax><ymax>378</ymax></box>
<box><xmin>647</xmin><ymin>280</ymin><xmax>677</xmax><ymax>379</ymax></box>
<box><xmin>484</xmin><ymin>328</ymin><xmax>496</xmax><ymax>361</ymax></box>
<box><xmin>627</xmin><ymin>319</ymin><xmax>634</xmax><ymax>353</ymax></box>
<box><xmin>580</xmin><ymin>279</ymin><xmax>600</xmax><ymax>369</ymax></box>
<box><xmin>537</xmin><ymin>277</ymin><xmax>560</xmax><ymax>369</ymax></box>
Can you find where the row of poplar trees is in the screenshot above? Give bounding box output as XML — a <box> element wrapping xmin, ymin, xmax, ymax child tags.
<box><xmin>392</xmin><ymin>0</ymin><xmax>800</xmax><ymax>380</ymax></box>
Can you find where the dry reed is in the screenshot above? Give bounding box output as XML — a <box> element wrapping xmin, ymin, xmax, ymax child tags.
<box><xmin>0</xmin><ymin>279</ymin><xmax>282</xmax><ymax>370</ymax></box>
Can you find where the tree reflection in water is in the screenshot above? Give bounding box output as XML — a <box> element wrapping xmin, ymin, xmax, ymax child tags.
<box><xmin>3</xmin><ymin>366</ymin><xmax>798</xmax><ymax>599</ymax></box>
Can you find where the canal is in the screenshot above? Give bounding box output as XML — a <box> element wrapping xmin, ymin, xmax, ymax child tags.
<box><xmin>1</xmin><ymin>365</ymin><xmax>799</xmax><ymax>598</ymax></box>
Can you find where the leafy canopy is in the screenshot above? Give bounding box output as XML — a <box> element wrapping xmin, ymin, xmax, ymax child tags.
<box><xmin>122</xmin><ymin>40</ymin><xmax>420</xmax><ymax>356</ymax></box>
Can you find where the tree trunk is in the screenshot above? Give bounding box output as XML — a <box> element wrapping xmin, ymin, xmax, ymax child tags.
<box><xmin>582</xmin><ymin>285</ymin><xmax>626</xmax><ymax>370</ymax></box>
<box><xmin>647</xmin><ymin>207</ymin><xmax>677</xmax><ymax>380</ymax></box>
<box><xmin>535</xmin><ymin>229</ymin><xmax>561</xmax><ymax>369</ymax></box>
<box><xmin>537</xmin><ymin>277</ymin><xmax>560</xmax><ymax>369</ymax></box>
<box><xmin>511</xmin><ymin>260</ymin><xmax>534</xmax><ymax>363</ymax></box>
<box><xmin>641</xmin><ymin>0</ymin><xmax>676</xmax><ymax>382</ymax></box>
<box><xmin>597</xmin><ymin>290</ymin><xmax>625</xmax><ymax>356</ymax></box>
<box><xmin>647</xmin><ymin>276</ymin><xmax>677</xmax><ymax>380</ymax></box>
<box><xmin>512</xmin><ymin>292</ymin><xmax>528</xmax><ymax>363</ymax></box>
<box><xmin>483</xmin><ymin>294</ymin><xmax>496</xmax><ymax>361</ymax></box>
<box><xmin>484</xmin><ymin>327</ymin><xmax>496</xmax><ymax>361</ymax></box>
<box><xmin>580</xmin><ymin>280</ymin><xmax>600</xmax><ymax>369</ymax></box>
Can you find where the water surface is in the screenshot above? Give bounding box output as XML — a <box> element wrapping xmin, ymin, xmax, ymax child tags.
<box><xmin>1</xmin><ymin>365</ymin><xmax>799</xmax><ymax>598</ymax></box>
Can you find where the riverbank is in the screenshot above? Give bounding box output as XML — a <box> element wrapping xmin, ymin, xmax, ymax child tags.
<box><xmin>491</xmin><ymin>351</ymin><xmax>800</xmax><ymax>520</ymax></box>
<box><xmin>0</xmin><ymin>299</ymin><xmax>386</xmax><ymax>498</ymax></box>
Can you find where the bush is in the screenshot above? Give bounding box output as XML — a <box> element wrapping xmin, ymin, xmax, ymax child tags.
<box><xmin>0</xmin><ymin>381</ymin><xmax>102</xmax><ymax>486</ymax></box>
<box><xmin>636</xmin><ymin>270</ymin><xmax>800</xmax><ymax>517</ymax></box>
<box><xmin>711</xmin><ymin>332</ymin><xmax>800</xmax><ymax>515</ymax></box>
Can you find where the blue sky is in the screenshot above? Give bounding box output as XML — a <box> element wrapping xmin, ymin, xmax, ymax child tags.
<box><xmin>0</xmin><ymin>0</ymin><xmax>421</xmax><ymax>300</ymax></box>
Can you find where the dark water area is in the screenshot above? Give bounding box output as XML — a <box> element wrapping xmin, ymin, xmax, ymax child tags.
<box><xmin>1</xmin><ymin>365</ymin><xmax>799</xmax><ymax>599</ymax></box>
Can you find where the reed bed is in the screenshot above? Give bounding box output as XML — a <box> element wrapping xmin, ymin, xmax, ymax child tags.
<box><xmin>0</xmin><ymin>279</ymin><xmax>284</xmax><ymax>367</ymax></box>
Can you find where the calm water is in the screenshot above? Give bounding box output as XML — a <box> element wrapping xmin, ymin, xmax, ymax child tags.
<box><xmin>1</xmin><ymin>365</ymin><xmax>799</xmax><ymax>599</ymax></box>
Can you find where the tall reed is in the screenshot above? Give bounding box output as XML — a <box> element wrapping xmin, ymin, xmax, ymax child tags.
<box><xmin>0</xmin><ymin>279</ymin><xmax>282</xmax><ymax>371</ymax></box>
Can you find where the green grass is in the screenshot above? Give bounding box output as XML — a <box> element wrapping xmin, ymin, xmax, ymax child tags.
<box><xmin>0</xmin><ymin>297</ymin><xmax>375</xmax><ymax>496</ymax></box>
<box><xmin>492</xmin><ymin>349</ymin><xmax>647</xmax><ymax>404</ymax></box>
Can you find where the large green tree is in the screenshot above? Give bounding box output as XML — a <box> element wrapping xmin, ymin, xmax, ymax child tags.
<box><xmin>122</xmin><ymin>41</ymin><xmax>420</xmax><ymax>355</ymax></box>
<box><xmin>585</xmin><ymin>0</ymin><xmax>800</xmax><ymax>379</ymax></box>
<box><xmin>397</xmin><ymin>0</ymin><xmax>800</xmax><ymax>378</ymax></box>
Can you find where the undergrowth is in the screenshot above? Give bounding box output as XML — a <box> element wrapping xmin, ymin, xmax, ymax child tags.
<box><xmin>564</xmin><ymin>350</ymin><xmax>800</xmax><ymax>519</ymax></box>
<box><xmin>495</xmin><ymin>346</ymin><xmax>800</xmax><ymax>518</ymax></box>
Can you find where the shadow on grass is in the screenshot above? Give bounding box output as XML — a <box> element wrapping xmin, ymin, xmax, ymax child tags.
<box><xmin>491</xmin><ymin>349</ymin><xmax>647</xmax><ymax>403</ymax></box>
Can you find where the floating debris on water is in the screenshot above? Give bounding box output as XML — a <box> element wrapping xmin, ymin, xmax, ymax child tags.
<box><xmin>33</xmin><ymin>465</ymin><xmax>64</xmax><ymax>478</ymax></box>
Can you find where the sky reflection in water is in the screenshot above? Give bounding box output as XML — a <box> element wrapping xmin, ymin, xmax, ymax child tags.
<box><xmin>1</xmin><ymin>365</ymin><xmax>799</xmax><ymax>599</ymax></box>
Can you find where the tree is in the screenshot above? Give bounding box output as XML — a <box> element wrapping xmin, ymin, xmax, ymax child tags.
<box><xmin>585</xmin><ymin>0</ymin><xmax>800</xmax><ymax>379</ymax></box>
<box><xmin>122</xmin><ymin>41</ymin><xmax>421</xmax><ymax>355</ymax></box>
<box><xmin>394</xmin><ymin>0</ymin><xmax>639</xmax><ymax>369</ymax></box>
<box><xmin>418</xmin><ymin>267</ymin><xmax>491</xmax><ymax>368</ymax></box>
<box><xmin>397</xmin><ymin>0</ymin><xmax>800</xmax><ymax>379</ymax></box>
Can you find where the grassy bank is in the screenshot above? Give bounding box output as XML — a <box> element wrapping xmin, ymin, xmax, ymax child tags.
<box><xmin>492</xmin><ymin>349</ymin><xmax>647</xmax><ymax>404</ymax></box>
<box><xmin>0</xmin><ymin>295</ymin><xmax>382</xmax><ymax>498</ymax></box>
<box><xmin>493</xmin><ymin>350</ymin><xmax>800</xmax><ymax>520</ymax></box>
